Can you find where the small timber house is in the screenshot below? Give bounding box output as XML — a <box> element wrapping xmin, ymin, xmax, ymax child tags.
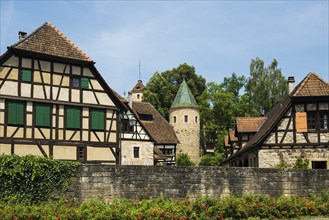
<box><xmin>222</xmin><ymin>73</ymin><xmax>329</xmax><ymax>169</ymax></box>
<box><xmin>0</xmin><ymin>22</ymin><xmax>124</xmax><ymax>164</ymax></box>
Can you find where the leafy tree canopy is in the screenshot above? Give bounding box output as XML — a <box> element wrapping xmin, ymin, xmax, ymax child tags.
<box><xmin>143</xmin><ymin>63</ymin><xmax>206</xmax><ymax>119</ymax></box>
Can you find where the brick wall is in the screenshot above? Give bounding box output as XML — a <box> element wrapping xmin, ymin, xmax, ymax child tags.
<box><xmin>69</xmin><ymin>165</ymin><xmax>329</xmax><ymax>202</ymax></box>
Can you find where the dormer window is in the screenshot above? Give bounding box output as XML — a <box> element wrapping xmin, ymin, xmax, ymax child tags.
<box><xmin>139</xmin><ymin>114</ymin><xmax>153</xmax><ymax>121</ymax></box>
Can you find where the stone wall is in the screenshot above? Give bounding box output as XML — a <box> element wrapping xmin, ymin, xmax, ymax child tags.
<box><xmin>69</xmin><ymin>165</ymin><xmax>329</xmax><ymax>202</ymax></box>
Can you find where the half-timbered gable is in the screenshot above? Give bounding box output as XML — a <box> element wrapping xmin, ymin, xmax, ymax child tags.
<box><xmin>0</xmin><ymin>22</ymin><xmax>123</xmax><ymax>163</ymax></box>
<box><xmin>222</xmin><ymin>73</ymin><xmax>329</xmax><ymax>169</ymax></box>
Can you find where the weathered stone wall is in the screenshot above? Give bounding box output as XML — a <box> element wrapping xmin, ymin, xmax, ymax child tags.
<box><xmin>69</xmin><ymin>165</ymin><xmax>329</xmax><ymax>202</ymax></box>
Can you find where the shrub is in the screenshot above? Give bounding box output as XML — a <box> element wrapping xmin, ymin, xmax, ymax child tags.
<box><xmin>293</xmin><ymin>157</ymin><xmax>309</xmax><ymax>169</ymax></box>
<box><xmin>277</xmin><ymin>161</ymin><xmax>289</xmax><ymax>169</ymax></box>
<box><xmin>0</xmin><ymin>154</ymin><xmax>79</xmax><ymax>204</ymax></box>
<box><xmin>199</xmin><ymin>153</ymin><xmax>223</xmax><ymax>166</ymax></box>
<box><xmin>176</xmin><ymin>152</ymin><xmax>195</xmax><ymax>166</ymax></box>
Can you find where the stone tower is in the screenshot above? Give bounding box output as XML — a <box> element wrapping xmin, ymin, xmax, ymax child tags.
<box><xmin>169</xmin><ymin>79</ymin><xmax>200</xmax><ymax>165</ymax></box>
<box><xmin>130</xmin><ymin>80</ymin><xmax>144</xmax><ymax>102</ymax></box>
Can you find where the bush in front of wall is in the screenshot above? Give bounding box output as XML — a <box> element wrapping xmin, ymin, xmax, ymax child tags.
<box><xmin>293</xmin><ymin>157</ymin><xmax>309</xmax><ymax>169</ymax></box>
<box><xmin>199</xmin><ymin>153</ymin><xmax>223</xmax><ymax>166</ymax></box>
<box><xmin>0</xmin><ymin>154</ymin><xmax>79</xmax><ymax>204</ymax></box>
<box><xmin>176</xmin><ymin>152</ymin><xmax>195</xmax><ymax>166</ymax></box>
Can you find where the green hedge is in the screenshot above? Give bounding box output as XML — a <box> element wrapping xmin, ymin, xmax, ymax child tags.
<box><xmin>1</xmin><ymin>193</ymin><xmax>329</xmax><ymax>219</ymax></box>
<box><xmin>0</xmin><ymin>154</ymin><xmax>79</xmax><ymax>204</ymax></box>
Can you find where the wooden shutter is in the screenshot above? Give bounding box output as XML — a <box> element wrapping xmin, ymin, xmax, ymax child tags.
<box><xmin>66</xmin><ymin>106</ymin><xmax>81</xmax><ymax>129</ymax></box>
<box><xmin>91</xmin><ymin>108</ymin><xmax>105</xmax><ymax>130</ymax></box>
<box><xmin>35</xmin><ymin>103</ymin><xmax>51</xmax><ymax>127</ymax></box>
<box><xmin>7</xmin><ymin>101</ymin><xmax>24</xmax><ymax>125</ymax></box>
<box><xmin>21</xmin><ymin>69</ymin><xmax>32</xmax><ymax>82</ymax></box>
<box><xmin>80</xmin><ymin>77</ymin><xmax>89</xmax><ymax>89</ymax></box>
<box><xmin>296</xmin><ymin>112</ymin><xmax>307</xmax><ymax>132</ymax></box>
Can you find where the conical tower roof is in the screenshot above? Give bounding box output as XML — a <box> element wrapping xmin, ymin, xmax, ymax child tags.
<box><xmin>171</xmin><ymin>78</ymin><xmax>198</xmax><ymax>109</ymax></box>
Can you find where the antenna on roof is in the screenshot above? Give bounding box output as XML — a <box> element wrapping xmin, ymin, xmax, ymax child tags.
<box><xmin>139</xmin><ymin>60</ymin><xmax>141</xmax><ymax>81</ymax></box>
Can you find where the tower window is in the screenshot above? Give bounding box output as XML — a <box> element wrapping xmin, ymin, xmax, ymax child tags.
<box><xmin>137</xmin><ymin>94</ymin><xmax>140</xmax><ymax>99</ymax></box>
<box><xmin>184</xmin><ymin>115</ymin><xmax>188</xmax><ymax>123</ymax></box>
<box><xmin>174</xmin><ymin>116</ymin><xmax>176</xmax><ymax>123</ymax></box>
<box><xmin>195</xmin><ymin>116</ymin><xmax>198</xmax><ymax>123</ymax></box>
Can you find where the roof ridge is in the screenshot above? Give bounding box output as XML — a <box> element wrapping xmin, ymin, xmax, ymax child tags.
<box><xmin>46</xmin><ymin>22</ymin><xmax>92</xmax><ymax>61</ymax></box>
<box><xmin>293</xmin><ymin>72</ymin><xmax>329</xmax><ymax>96</ymax></box>
<box><xmin>10</xmin><ymin>22</ymin><xmax>48</xmax><ymax>48</ymax></box>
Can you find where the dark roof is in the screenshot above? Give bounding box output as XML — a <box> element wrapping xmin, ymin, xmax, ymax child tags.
<box><xmin>9</xmin><ymin>22</ymin><xmax>92</xmax><ymax>62</ymax></box>
<box><xmin>170</xmin><ymin>78</ymin><xmax>198</xmax><ymax>109</ymax></box>
<box><xmin>236</xmin><ymin>117</ymin><xmax>266</xmax><ymax>133</ymax></box>
<box><xmin>223</xmin><ymin>72</ymin><xmax>329</xmax><ymax>164</ymax></box>
<box><xmin>131</xmin><ymin>80</ymin><xmax>144</xmax><ymax>93</ymax></box>
<box><xmin>132</xmin><ymin>102</ymin><xmax>179</xmax><ymax>145</ymax></box>
<box><xmin>111</xmin><ymin>89</ymin><xmax>128</xmax><ymax>104</ymax></box>
<box><xmin>293</xmin><ymin>73</ymin><xmax>329</xmax><ymax>96</ymax></box>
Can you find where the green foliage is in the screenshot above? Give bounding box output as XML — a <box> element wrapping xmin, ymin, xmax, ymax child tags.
<box><xmin>277</xmin><ymin>161</ymin><xmax>289</xmax><ymax>169</ymax></box>
<box><xmin>199</xmin><ymin>153</ymin><xmax>223</xmax><ymax>166</ymax></box>
<box><xmin>176</xmin><ymin>152</ymin><xmax>195</xmax><ymax>166</ymax></box>
<box><xmin>1</xmin><ymin>194</ymin><xmax>329</xmax><ymax>219</ymax></box>
<box><xmin>293</xmin><ymin>157</ymin><xmax>309</xmax><ymax>169</ymax></box>
<box><xmin>245</xmin><ymin>57</ymin><xmax>288</xmax><ymax>116</ymax></box>
<box><xmin>143</xmin><ymin>63</ymin><xmax>206</xmax><ymax>119</ymax></box>
<box><xmin>0</xmin><ymin>154</ymin><xmax>79</xmax><ymax>204</ymax></box>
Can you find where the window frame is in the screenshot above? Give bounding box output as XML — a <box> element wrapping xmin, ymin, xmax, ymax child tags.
<box><xmin>121</xmin><ymin>118</ymin><xmax>134</xmax><ymax>133</ymax></box>
<box><xmin>76</xmin><ymin>146</ymin><xmax>87</xmax><ymax>162</ymax></box>
<box><xmin>34</xmin><ymin>102</ymin><xmax>52</xmax><ymax>128</ymax></box>
<box><xmin>184</xmin><ymin>115</ymin><xmax>188</xmax><ymax>123</ymax></box>
<box><xmin>7</xmin><ymin>101</ymin><xmax>25</xmax><ymax>126</ymax></box>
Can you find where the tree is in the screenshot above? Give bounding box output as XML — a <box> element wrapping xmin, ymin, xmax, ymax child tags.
<box><xmin>245</xmin><ymin>58</ymin><xmax>287</xmax><ymax>116</ymax></box>
<box><xmin>199</xmin><ymin>153</ymin><xmax>223</xmax><ymax>166</ymax></box>
<box><xmin>143</xmin><ymin>63</ymin><xmax>206</xmax><ymax>119</ymax></box>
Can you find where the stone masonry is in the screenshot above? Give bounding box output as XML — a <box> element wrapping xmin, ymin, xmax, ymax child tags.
<box><xmin>69</xmin><ymin>165</ymin><xmax>329</xmax><ymax>202</ymax></box>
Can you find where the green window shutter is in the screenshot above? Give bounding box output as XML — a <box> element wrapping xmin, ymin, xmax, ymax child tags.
<box><xmin>7</xmin><ymin>101</ymin><xmax>24</xmax><ymax>125</ymax></box>
<box><xmin>35</xmin><ymin>103</ymin><xmax>51</xmax><ymax>127</ymax></box>
<box><xmin>66</xmin><ymin>106</ymin><xmax>81</xmax><ymax>129</ymax></box>
<box><xmin>91</xmin><ymin>108</ymin><xmax>105</xmax><ymax>130</ymax></box>
<box><xmin>21</xmin><ymin>69</ymin><xmax>32</xmax><ymax>82</ymax></box>
<box><xmin>80</xmin><ymin>77</ymin><xmax>89</xmax><ymax>89</ymax></box>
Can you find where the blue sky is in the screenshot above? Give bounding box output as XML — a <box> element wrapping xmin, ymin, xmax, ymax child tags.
<box><xmin>1</xmin><ymin>1</ymin><xmax>328</xmax><ymax>96</ymax></box>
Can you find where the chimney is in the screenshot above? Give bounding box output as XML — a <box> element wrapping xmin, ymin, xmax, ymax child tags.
<box><xmin>288</xmin><ymin>76</ymin><xmax>295</xmax><ymax>94</ymax></box>
<box><xmin>18</xmin><ymin>31</ymin><xmax>27</xmax><ymax>41</ymax></box>
<box><xmin>128</xmin><ymin>91</ymin><xmax>133</xmax><ymax>108</ymax></box>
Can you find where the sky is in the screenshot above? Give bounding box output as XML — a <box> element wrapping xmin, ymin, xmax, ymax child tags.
<box><xmin>1</xmin><ymin>1</ymin><xmax>328</xmax><ymax>97</ymax></box>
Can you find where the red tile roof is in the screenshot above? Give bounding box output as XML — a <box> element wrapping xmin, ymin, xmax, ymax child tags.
<box><xmin>132</xmin><ymin>102</ymin><xmax>179</xmax><ymax>145</ymax></box>
<box><xmin>236</xmin><ymin>117</ymin><xmax>266</xmax><ymax>133</ymax></box>
<box><xmin>10</xmin><ymin>22</ymin><xmax>92</xmax><ymax>62</ymax></box>
<box><xmin>293</xmin><ymin>73</ymin><xmax>329</xmax><ymax>96</ymax></box>
<box><xmin>229</xmin><ymin>128</ymin><xmax>238</xmax><ymax>142</ymax></box>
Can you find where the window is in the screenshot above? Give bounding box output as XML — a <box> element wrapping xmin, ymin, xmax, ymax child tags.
<box><xmin>66</xmin><ymin>106</ymin><xmax>81</xmax><ymax>129</ymax></box>
<box><xmin>35</xmin><ymin>103</ymin><xmax>51</xmax><ymax>127</ymax></box>
<box><xmin>137</xmin><ymin>94</ymin><xmax>140</xmax><ymax>99</ymax></box>
<box><xmin>121</xmin><ymin>119</ymin><xmax>134</xmax><ymax>133</ymax></box>
<box><xmin>195</xmin><ymin>116</ymin><xmax>198</xmax><ymax>123</ymax></box>
<box><xmin>139</xmin><ymin>114</ymin><xmax>153</xmax><ymax>121</ymax></box>
<box><xmin>320</xmin><ymin>112</ymin><xmax>328</xmax><ymax>130</ymax></box>
<box><xmin>184</xmin><ymin>115</ymin><xmax>188</xmax><ymax>123</ymax></box>
<box><xmin>173</xmin><ymin>116</ymin><xmax>176</xmax><ymax>123</ymax></box>
<box><xmin>133</xmin><ymin>147</ymin><xmax>139</xmax><ymax>158</ymax></box>
<box><xmin>312</xmin><ymin>161</ymin><xmax>327</xmax><ymax>169</ymax></box>
<box><xmin>21</xmin><ymin>69</ymin><xmax>32</xmax><ymax>82</ymax></box>
<box><xmin>81</xmin><ymin>77</ymin><xmax>89</xmax><ymax>89</ymax></box>
<box><xmin>90</xmin><ymin>108</ymin><xmax>105</xmax><ymax>130</ymax></box>
<box><xmin>307</xmin><ymin>112</ymin><xmax>316</xmax><ymax>130</ymax></box>
<box><xmin>7</xmin><ymin>101</ymin><xmax>25</xmax><ymax>125</ymax></box>
<box><xmin>72</xmin><ymin>77</ymin><xmax>80</xmax><ymax>88</ymax></box>
<box><xmin>77</xmin><ymin>146</ymin><xmax>86</xmax><ymax>162</ymax></box>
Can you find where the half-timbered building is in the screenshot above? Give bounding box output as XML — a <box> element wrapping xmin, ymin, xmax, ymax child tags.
<box><xmin>222</xmin><ymin>73</ymin><xmax>329</xmax><ymax>169</ymax></box>
<box><xmin>0</xmin><ymin>22</ymin><xmax>124</xmax><ymax>163</ymax></box>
